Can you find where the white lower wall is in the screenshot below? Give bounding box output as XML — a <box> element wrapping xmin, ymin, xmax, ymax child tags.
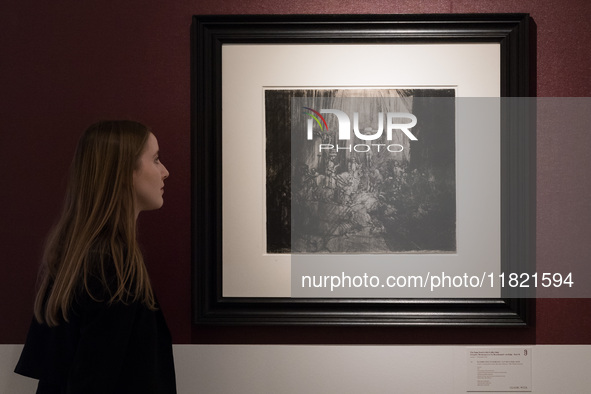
<box><xmin>3</xmin><ymin>344</ymin><xmax>590</xmax><ymax>393</ymax></box>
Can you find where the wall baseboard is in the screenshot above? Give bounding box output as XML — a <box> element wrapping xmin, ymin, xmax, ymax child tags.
<box><xmin>3</xmin><ymin>344</ymin><xmax>590</xmax><ymax>393</ymax></box>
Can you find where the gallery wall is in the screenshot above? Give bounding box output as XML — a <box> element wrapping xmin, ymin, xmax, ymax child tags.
<box><xmin>1</xmin><ymin>0</ymin><xmax>590</xmax><ymax>345</ymax></box>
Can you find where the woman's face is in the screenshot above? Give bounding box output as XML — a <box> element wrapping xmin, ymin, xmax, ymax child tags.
<box><xmin>133</xmin><ymin>133</ymin><xmax>169</xmax><ymax>216</ymax></box>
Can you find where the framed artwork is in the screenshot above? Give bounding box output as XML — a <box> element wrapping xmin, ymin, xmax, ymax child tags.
<box><xmin>191</xmin><ymin>14</ymin><xmax>533</xmax><ymax>325</ymax></box>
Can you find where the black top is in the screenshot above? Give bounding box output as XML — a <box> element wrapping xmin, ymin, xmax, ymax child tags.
<box><xmin>15</xmin><ymin>278</ymin><xmax>177</xmax><ymax>393</ymax></box>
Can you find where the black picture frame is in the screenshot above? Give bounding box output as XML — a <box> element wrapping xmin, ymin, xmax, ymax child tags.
<box><xmin>191</xmin><ymin>14</ymin><xmax>533</xmax><ymax>326</ymax></box>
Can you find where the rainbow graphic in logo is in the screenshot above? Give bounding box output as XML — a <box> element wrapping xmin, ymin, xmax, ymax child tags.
<box><xmin>303</xmin><ymin>107</ymin><xmax>329</xmax><ymax>132</ymax></box>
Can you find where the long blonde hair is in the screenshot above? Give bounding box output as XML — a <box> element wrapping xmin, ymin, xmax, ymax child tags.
<box><xmin>34</xmin><ymin>120</ymin><xmax>156</xmax><ymax>326</ymax></box>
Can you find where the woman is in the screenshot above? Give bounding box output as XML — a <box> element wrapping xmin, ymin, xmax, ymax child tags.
<box><xmin>15</xmin><ymin>120</ymin><xmax>176</xmax><ymax>393</ymax></box>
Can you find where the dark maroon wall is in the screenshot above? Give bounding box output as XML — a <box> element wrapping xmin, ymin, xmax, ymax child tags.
<box><xmin>2</xmin><ymin>0</ymin><xmax>590</xmax><ymax>344</ymax></box>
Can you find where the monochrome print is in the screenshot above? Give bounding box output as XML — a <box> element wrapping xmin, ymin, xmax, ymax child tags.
<box><xmin>265</xmin><ymin>88</ymin><xmax>456</xmax><ymax>254</ymax></box>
